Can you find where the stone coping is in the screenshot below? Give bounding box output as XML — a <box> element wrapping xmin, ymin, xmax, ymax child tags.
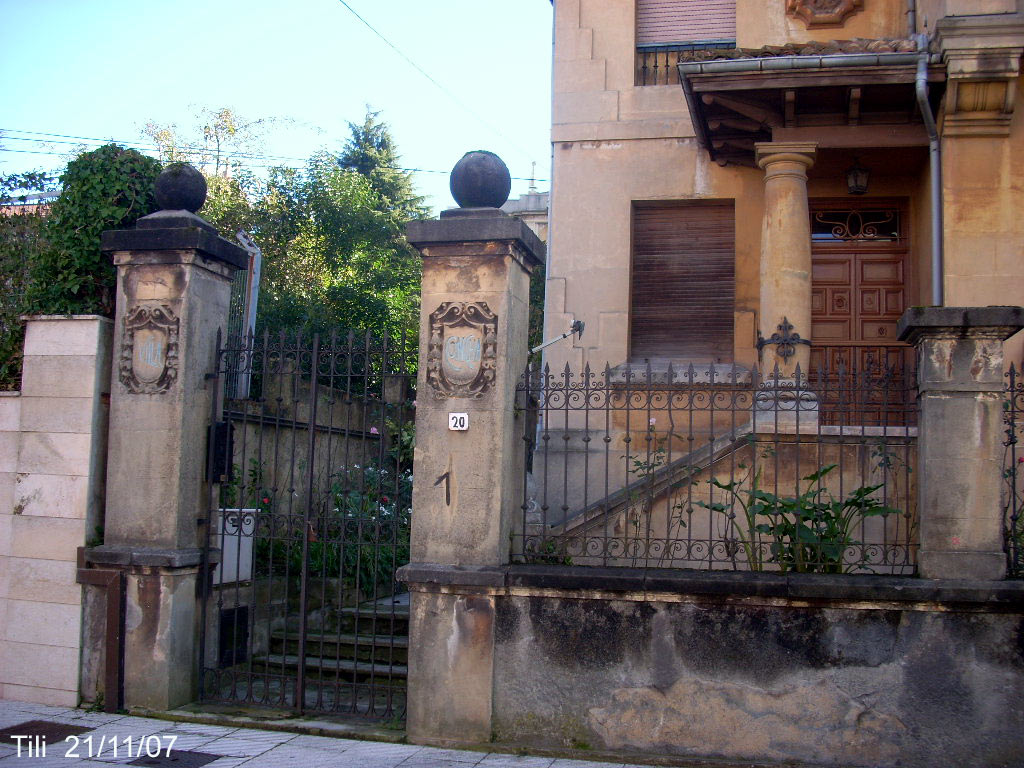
<box><xmin>18</xmin><ymin>314</ymin><xmax>113</xmax><ymax>323</ymax></box>
<box><xmin>898</xmin><ymin>305</ymin><xmax>1024</xmax><ymax>341</ymax></box>
<box><xmin>0</xmin><ymin>390</ymin><xmax>20</xmax><ymax>397</ymax></box>
<box><xmin>397</xmin><ymin>562</ymin><xmax>1024</xmax><ymax>607</ymax></box>
<box><xmin>85</xmin><ymin>545</ymin><xmax>214</xmax><ymax>568</ymax></box>
<box><xmin>101</xmin><ymin>226</ymin><xmax>248</xmax><ymax>270</ymax></box>
<box><xmin>406</xmin><ymin>211</ymin><xmax>545</xmax><ymax>267</ymax></box>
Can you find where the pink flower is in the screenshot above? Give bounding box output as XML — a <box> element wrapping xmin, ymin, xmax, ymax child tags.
<box><xmin>262</xmin><ymin>497</ymin><xmax>270</xmax><ymax>504</ymax></box>
<box><xmin>370</xmin><ymin>426</ymin><xmax>380</xmax><ymax>435</ymax></box>
<box><xmin>412</xmin><ymin>400</ymin><xmax>417</xmax><ymax>407</ymax></box>
<box><xmin>649</xmin><ymin>417</ymin><xmax>656</xmax><ymax>427</ymax></box>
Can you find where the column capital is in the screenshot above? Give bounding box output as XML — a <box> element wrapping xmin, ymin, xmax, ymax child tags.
<box><xmin>755</xmin><ymin>142</ymin><xmax>817</xmax><ymax>171</ymax></box>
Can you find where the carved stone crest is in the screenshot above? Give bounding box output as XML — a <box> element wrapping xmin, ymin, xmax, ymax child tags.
<box><xmin>119</xmin><ymin>304</ymin><xmax>179</xmax><ymax>394</ymax></box>
<box><xmin>786</xmin><ymin>0</ymin><xmax>863</xmax><ymax>27</ymax></box>
<box><xmin>426</xmin><ymin>302</ymin><xmax>497</xmax><ymax>399</ymax></box>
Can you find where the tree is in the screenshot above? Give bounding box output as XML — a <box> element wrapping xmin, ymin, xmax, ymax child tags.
<box><xmin>197</xmin><ymin>110</ymin><xmax>426</xmax><ymax>343</ymax></box>
<box><xmin>0</xmin><ymin>172</ymin><xmax>55</xmax><ymax>390</ymax></box>
<box><xmin>143</xmin><ymin>107</ymin><xmax>274</xmax><ymax>180</ymax></box>
<box><xmin>337</xmin><ymin>109</ymin><xmax>428</xmax><ymax>222</ymax></box>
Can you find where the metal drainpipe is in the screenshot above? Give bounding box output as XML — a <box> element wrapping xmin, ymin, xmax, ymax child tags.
<box><xmin>907</xmin><ymin>0</ymin><xmax>917</xmax><ymax>37</ymax></box>
<box><xmin>915</xmin><ymin>33</ymin><xmax>944</xmax><ymax>306</ymax></box>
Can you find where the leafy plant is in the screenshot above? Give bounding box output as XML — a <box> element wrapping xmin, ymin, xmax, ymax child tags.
<box><xmin>0</xmin><ymin>171</ymin><xmax>55</xmax><ymax>390</ymax></box>
<box><xmin>27</xmin><ymin>144</ymin><xmax>161</xmax><ymax>316</ymax></box>
<box><xmin>697</xmin><ymin>464</ymin><xmax>899</xmax><ymax>574</ymax></box>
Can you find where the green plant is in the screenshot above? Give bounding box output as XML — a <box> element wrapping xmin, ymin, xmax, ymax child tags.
<box><xmin>0</xmin><ymin>171</ymin><xmax>54</xmax><ymax>390</ymax></box>
<box><xmin>27</xmin><ymin>144</ymin><xmax>161</xmax><ymax>316</ymax></box>
<box><xmin>523</xmin><ymin>538</ymin><xmax>573</xmax><ymax>566</ymax></box>
<box><xmin>697</xmin><ymin>464</ymin><xmax>900</xmax><ymax>574</ymax></box>
<box><xmin>252</xmin><ymin>461</ymin><xmax>412</xmax><ymax>599</ymax></box>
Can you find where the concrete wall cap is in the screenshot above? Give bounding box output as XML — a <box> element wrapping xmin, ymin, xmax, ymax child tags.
<box><xmin>897</xmin><ymin>305</ymin><xmax>1024</xmax><ymax>342</ymax></box>
<box><xmin>101</xmin><ymin>226</ymin><xmax>247</xmax><ymax>271</ymax></box>
<box><xmin>85</xmin><ymin>545</ymin><xmax>209</xmax><ymax>569</ymax></box>
<box><xmin>19</xmin><ymin>314</ymin><xmax>113</xmax><ymax>323</ymax></box>
<box><xmin>397</xmin><ymin>563</ymin><xmax>1024</xmax><ymax>606</ymax></box>
<box><xmin>406</xmin><ymin>213</ymin><xmax>545</xmax><ymax>268</ymax></box>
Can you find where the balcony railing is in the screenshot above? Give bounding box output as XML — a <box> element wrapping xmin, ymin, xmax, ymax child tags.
<box><xmin>636</xmin><ymin>42</ymin><xmax>736</xmax><ymax>86</ymax></box>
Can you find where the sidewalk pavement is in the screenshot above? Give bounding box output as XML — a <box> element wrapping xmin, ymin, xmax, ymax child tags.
<box><xmin>0</xmin><ymin>699</ymin><xmax>699</xmax><ymax>768</ymax></box>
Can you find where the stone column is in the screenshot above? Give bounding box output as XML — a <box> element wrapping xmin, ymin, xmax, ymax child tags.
<box><xmin>400</xmin><ymin>152</ymin><xmax>544</xmax><ymax>745</ymax></box>
<box><xmin>755</xmin><ymin>142</ymin><xmax>817</xmax><ymax>377</ymax></box>
<box><xmin>898</xmin><ymin>306</ymin><xmax>1024</xmax><ymax>581</ymax></box>
<box><xmin>86</xmin><ymin>164</ymin><xmax>246</xmax><ymax>710</ymax></box>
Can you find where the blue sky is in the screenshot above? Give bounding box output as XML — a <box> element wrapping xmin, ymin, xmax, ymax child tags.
<box><xmin>0</xmin><ymin>0</ymin><xmax>553</xmax><ymax>213</ymax></box>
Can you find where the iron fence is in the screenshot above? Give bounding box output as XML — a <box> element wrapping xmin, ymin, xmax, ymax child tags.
<box><xmin>199</xmin><ymin>329</ymin><xmax>415</xmax><ymax>719</ymax></box>
<box><xmin>1004</xmin><ymin>363</ymin><xmax>1024</xmax><ymax>577</ymax></box>
<box><xmin>516</xmin><ymin>361</ymin><xmax>918</xmax><ymax>575</ymax></box>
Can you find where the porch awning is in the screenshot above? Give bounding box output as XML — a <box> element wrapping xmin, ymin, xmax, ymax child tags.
<box><xmin>677</xmin><ymin>40</ymin><xmax>947</xmax><ymax>166</ymax></box>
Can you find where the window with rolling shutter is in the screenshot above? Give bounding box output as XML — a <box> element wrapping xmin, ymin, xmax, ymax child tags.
<box><xmin>636</xmin><ymin>0</ymin><xmax>737</xmax><ymax>46</ymax></box>
<box><xmin>630</xmin><ymin>202</ymin><xmax>735</xmax><ymax>362</ymax></box>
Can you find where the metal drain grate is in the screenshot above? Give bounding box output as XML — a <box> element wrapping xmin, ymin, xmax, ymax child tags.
<box><xmin>0</xmin><ymin>719</ymin><xmax>94</xmax><ymax>745</ymax></box>
<box><xmin>129</xmin><ymin>750</ymin><xmax>222</xmax><ymax>767</ymax></box>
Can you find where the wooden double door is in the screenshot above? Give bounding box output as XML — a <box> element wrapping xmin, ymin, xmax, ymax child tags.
<box><xmin>809</xmin><ymin>200</ymin><xmax>912</xmax><ymax>374</ymax></box>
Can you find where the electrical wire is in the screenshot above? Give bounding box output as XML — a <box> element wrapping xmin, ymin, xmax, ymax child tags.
<box><xmin>333</xmin><ymin>0</ymin><xmax>536</xmax><ymax>163</ymax></box>
<box><xmin>0</xmin><ymin>129</ymin><xmax>549</xmax><ymax>183</ymax></box>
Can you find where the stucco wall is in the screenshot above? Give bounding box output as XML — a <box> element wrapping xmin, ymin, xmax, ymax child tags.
<box><xmin>941</xmin><ymin>74</ymin><xmax>1024</xmax><ymax>362</ymax></box>
<box><xmin>548</xmin><ymin>0</ymin><xmax>940</xmax><ymax>374</ymax></box>
<box><xmin>736</xmin><ymin>0</ymin><xmax>911</xmax><ymax>48</ymax></box>
<box><xmin>490</xmin><ymin>573</ymin><xmax>1024</xmax><ymax>767</ymax></box>
<box><xmin>0</xmin><ymin>316</ymin><xmax>111</xmax><ymax>706</ymax></box>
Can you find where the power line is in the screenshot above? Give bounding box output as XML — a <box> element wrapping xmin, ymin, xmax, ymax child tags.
<box><xmin>0</xmin><ymin>143</ymin><xmax>549</xmax><ymax>183</ymax></box>
<box><xmin>333</xmin><ymin>0</ymin><xmax>536</xmax><ymax>163</ymax></box>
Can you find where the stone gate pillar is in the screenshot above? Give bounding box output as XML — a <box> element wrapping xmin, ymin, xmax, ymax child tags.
<box><xmin>400</xmin><ymin>152</ymin><xmax>544</xmax><ymax>744</ymax></box>
<box><xmin>755</xmin><ymin>142</ymin><xmax>817</xmax><ymax>377</ymax></box>
<box><xmin>899</xmin><ymin>306</ymin><xmax>1024</xmax><ymax>580</ymax></box>
<box><xmin>86</xmin><ymin>164</ymin><xmax>246</xmax><ymax>710</ymax></box>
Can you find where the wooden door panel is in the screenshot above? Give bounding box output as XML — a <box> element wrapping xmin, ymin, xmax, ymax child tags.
<box><xmin>812</xmin><ymin>259</ymin><xmax>851</xmax><ymax>284</ymax></box>
<box><xmin>810</xmin><ymin>201</ymin><xmax>911</xmax><ymax>424</ymax></box>
<box><xmin>860</xmin><ymin>259</ymin><xmax>903</xmax><ymax>285</ymax></box>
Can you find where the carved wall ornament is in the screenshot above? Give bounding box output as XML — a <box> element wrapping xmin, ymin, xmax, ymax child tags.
<box><xmin>119</xmin><ymin>304</ymin><xmax>179</xmax><ymax>394</ymax></box>
<box><xmin>426</xmin><ymin>302</ymin><xmax>497</xmax><ymax>399</ymax></box>
<box><xmin>786</xmin><ymin>0</ymin><xmax>864</xmax><ymax>27</ymax></box>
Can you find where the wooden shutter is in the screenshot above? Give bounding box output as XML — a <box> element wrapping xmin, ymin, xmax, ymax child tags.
<box><xmin>636</xmin><ymin>0</ymin><xmax>737</xmax><ymax>45</ymax></box>
<box><xmin>630</xmin><ymin>202</ymin><xmax>735</xmax><ymax>361</ymax></box>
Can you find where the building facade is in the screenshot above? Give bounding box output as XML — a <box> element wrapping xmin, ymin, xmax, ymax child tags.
<box><xmin>544</xmin><ymin>0</ymin><xmax>1024</xmax><ymax>375</ymax></box>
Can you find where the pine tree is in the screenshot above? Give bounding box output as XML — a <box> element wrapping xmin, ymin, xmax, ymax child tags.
<box><xmin>337</xmin><ymin>109</ymin><xmax>429</xmax><ymax>222</ymax></box>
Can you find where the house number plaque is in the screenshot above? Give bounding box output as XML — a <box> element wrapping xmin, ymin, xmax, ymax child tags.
<box><xmin>426</xmin><ymin>301</ymin><xmax>497</xmax><ymax>399</ymax></box>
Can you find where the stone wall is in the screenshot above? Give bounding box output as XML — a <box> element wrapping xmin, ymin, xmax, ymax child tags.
<box><xmin>480</xmin><ymin>568</ymin><xmax>1024</xmax><ymax>768</ymax></box>
<box><xmin>0</xmin><ymin>316</ymin><xmax>112</xmax><ymax>706</ymax></box>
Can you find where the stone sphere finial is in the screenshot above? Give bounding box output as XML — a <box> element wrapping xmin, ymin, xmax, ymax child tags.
<box><xmin>450</xmin><ymin>151</ymin><xmax>511</xmax><ymax>208</ymax></box>
<box><xmin>154</xmin><ymin>162</ymin><xmax>207</xmax><ymax>213</ymax></box>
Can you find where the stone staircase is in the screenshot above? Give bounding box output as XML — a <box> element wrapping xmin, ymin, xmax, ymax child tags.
<box><xmin>251</xmin><ymin>595</ymin><xmax>409</xmax><ymax>715</ymax></box>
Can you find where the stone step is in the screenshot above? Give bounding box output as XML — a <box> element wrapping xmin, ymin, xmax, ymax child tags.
<box><xmin>286</xmin><ymin>606</ymin><xmax>409</xmax><ymax>635</ymax></box>
<box><xmin>254</xmin><ymin>654</ymin><xmax>408</xmax><ymax>681</ymax></box>
<box><xmin>270</xmin><ymin>632</ymin><xmax>408</xmax><ymax>664</ymax></box>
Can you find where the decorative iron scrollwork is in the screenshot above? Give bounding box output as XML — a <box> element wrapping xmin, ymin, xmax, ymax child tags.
<box><xmin>119</xmin><ymin>304</ymin><xmax>179</xmax><ymax>394</ymax></box>
<box><xmin>756</xmin><ymin>317</ymin><xmax>811</xmax><ymax>362</ymax></box>
<box><xmin>813</xmin><ymin>209</ymin><xmax>898</xmax><ymax>241</ymax></box>
<box><xmin>426</xmin><ymin>301</ymin><xmax>498</xmax><ymax>399</ymax></box>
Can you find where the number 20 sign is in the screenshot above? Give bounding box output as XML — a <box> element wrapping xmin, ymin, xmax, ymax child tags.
<box><xmin>448</xmin><ymin>413</ymin><xmax>469</xmax><ymax>431</ymax></box>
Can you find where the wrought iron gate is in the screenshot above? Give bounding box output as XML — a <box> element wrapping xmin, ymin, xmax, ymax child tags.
<box><xmin>199</xmin><ymin>329</ymin><xmax>415</xmax><ymax>719</ymax></box>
